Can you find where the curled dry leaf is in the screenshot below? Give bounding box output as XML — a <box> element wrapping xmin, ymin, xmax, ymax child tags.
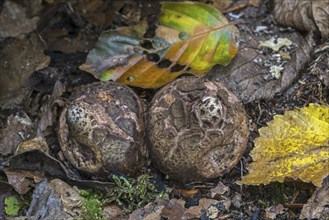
<box><xmin>15</xmin><ymin>136</ymin><xmax>49</xmax><ymax>155</ymax></box>
<box><xmin>238</xmin><ymin>104</ymin><xmax>329</xmax><ymax>186</ymax></box>
<box><xmin>274</xmin><ymin>0</ymin><xmax>329</xmax><ymax>38</ymax></box>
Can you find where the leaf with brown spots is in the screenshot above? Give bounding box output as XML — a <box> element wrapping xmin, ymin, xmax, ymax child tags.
<box><xmin>80</xmin><ymin>2</ymin><xmax>239</xmax><ymax>88</ymax></box>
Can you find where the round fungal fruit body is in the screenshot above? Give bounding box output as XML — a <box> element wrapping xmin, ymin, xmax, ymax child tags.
<box><xmin>58</xmin><ymin>82</ymin><xmax>145</xmax><ymax>177</ymax></box>
<box><xmin>147</xmin><ymin>76</ymin><xmax>249</xmax><ymax>183</ymax></box>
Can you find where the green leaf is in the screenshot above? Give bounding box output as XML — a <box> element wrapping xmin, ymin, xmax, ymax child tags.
<box><xmin>4</xmin><ymin>196</ymin><xmax>22</xmax><ymax>216</ymax></box>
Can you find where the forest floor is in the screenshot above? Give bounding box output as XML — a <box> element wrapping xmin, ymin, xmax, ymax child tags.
<box><xmin>0</xmin><ymin>0</ymin><xmax>328</xmax><ymax>219</ymax></box>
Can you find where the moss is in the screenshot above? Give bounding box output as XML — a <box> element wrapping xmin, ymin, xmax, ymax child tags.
<box><xmin>104</xmin><ymin>174</ymin><xmax>162</xmax><ymax>214</ymax></box>
<box><xmin>78</xmin><ymin>174</ymin><xmax>165</xmax><ymax>217</ymax></box>
<box><xmin>79</xmin><ymin>190</ymin><xmax>106</xmax><ymax>220</ymax></box>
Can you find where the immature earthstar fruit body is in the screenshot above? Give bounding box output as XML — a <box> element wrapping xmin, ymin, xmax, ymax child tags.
<box><xmin>58</xmin><ymin>82</ymin><xmax>145</xmax><ymax>176</ymax></box>
<box><xmin>147</xmin><ymin>77</ymin><xmax>249</xmax><ymax>183</ymax></box>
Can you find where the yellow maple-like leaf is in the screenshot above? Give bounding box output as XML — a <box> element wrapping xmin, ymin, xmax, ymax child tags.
<box><xmin>238</xmin><ymin>104</ymin><xmax>329</xmax><ymax>186</ymax></box>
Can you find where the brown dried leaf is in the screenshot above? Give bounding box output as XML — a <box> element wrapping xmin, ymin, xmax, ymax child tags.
<box><xmin>45</xmin><ymin>32</ymin><xmax>97</xmax><ymax>53</ymax></box>
<box><xmin>249</xmin><ymin>0</ymin><xmax>262</xmax><ymax>8</ymax></box>
<box><xmin>103</xmin><ymin>205</ymin><xmax>123</xmax><ymax>220</ymax></box>
<box><xmin>265</xmin><ymin>204</ymin><xmax>287</xmax><ymax>219</ymax></box>
<box><xmin>8</xmin><ymin>149</ymin><xmax>115</xmax><ymax>191</ymax></box>
<box><xmin>27</xmin><ymin>179</ymin><xmax>82</xmax><ymax>219</ymax></box>
<box><xmin>0</xmin><ymin>34</ymin><xmax>50</xmax><ymax>109</ymax></box>
<box><xmin>8</xmin><ymin>149</ymin><xmax>69</xmax><ymax>180</ymax></box>
<box><xmin>129</xmin><ymin>201</ymin><xmax>164</xmax><ymax>220</ymax></box>
<box><xmin>129</xmin><ymin>197</ymin><xmax>228</xmax><ymax>220</ymax></box>
<box><xmin>300</xmin><ymin>177</ymin><xmax>329</xmax><ymax>219</ymax></box>
<box><xmin>309</xmin><ymin>42</ymin><xmax>329</xmax><ymax>86</ymax></box>
<box><xmin>1</xmin><ymin>113</ymin><xmax>35</xmax><ymax>156</ymax></box>
<box><xmin>208</xmin><ymin>26</ymin><xmax>314</xmax><ymax>103</ymax></box>
<box><xmin>210</xmin><ymin>182</ymin><xmax>230</xmax><ymax>199</ymax></box>
<box><xmin>15</xmin><ymin>137</ymin><xmax>49</xmax><ymax>155</ymax></box>
<box><xmin>183</xmin><ymin>198</ymin><xmax>223</xmax><ymax>219</ymax></box>
<box><xmin>159</xmin><ymin>198</ymin><xmax>186</xmax><ymax>220</ymax></box>
<box><xmin>3</xmin><ymin>169</ymin><xmax>43</xmax><ymax>195</ymax></box>
<box><xmin>0</xmin><ymin>1</ymin><xmax>39</xmax><ymax>38</ymax></box>
<box><xmin>75</xmin><ymin>0</ymin><xmax>109</xmax><ymax>27</ymax></box>
<box><xmin>274</xmin><ymin>0</ymin><xmax>329</xmax><ymax>38</ymax></box>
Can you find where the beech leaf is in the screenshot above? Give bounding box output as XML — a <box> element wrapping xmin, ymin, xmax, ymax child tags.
<box><xmin>238</xmin><ymin>104</ymin><xmax>329</xmax><ymax>186</ymax></box>
<box><xmin>79</xmin><ymin>21</ymin><xmax>147</xmax><ymax>80</ymax></box>
<box><xmin>80</xmin><ymin>1</ymin><xmax>239</xmax><ymax>88</ymax></box>
<box><xmin>274</xmin><ymin>0</ymin><xmax>329</xmax><ymax>38</ymax></box>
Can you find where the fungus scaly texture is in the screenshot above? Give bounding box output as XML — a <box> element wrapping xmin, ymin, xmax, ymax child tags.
<box><xmin>147</xmin><ymin>76</ymin><xmax>249</xmax><ymax>183</ymax></box>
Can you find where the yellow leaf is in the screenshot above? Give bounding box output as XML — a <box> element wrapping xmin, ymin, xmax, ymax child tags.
<box><xmin>238</xmin><ymin>104</ymin><xmax>329</xmax><ymax>186</ymax></box>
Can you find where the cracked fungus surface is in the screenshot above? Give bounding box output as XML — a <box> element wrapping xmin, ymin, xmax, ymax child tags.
<box><xmin>58</xmin><ymin>81</ymin><xmax>145</xmax><ymax>177</ymax></box>
<box><xmin>147</xmin><ymin>76</ymin><xmax>249</xmax><ymax>183</ymax></box>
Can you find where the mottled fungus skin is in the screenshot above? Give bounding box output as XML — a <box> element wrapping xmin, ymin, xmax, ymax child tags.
<box><xmin>147</xmin><ymin>76</ymin><xmax>249</xmax><ymax>183</ymax></box>
<box><xmin>58</xmin><ymin>82</ymin><xmax>145</xmax><ymax>177</ymax></box>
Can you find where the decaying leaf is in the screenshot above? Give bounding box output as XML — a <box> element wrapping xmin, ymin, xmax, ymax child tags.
<box><xmin>27</xmin><ymin>179</ymin><xmax>82</xmax><ymax>219</ymax></box>
<box><xmin>0</xmin><ymin>1</ymin><xmax>39</xmax><ymax>38</ymax></box>
<box><xmin>265</xmin><ymin>204</ymin><xmax>286</xmax><ymax>219</ymax></box>
<box><xmin>0</xmin><ymin>34</ymin><xmax>50</xmax><ymax>109</ymax></box>
<box><xmin>129</xmin><ymin>197</ymin><xmax>228</xmax><ymax>220</ymax></box>
<box><xmin>238</xmin><ymin>104</ymin><xmax>329</xmax><ymax>186</ymax></box>
<box><xmin>81</xmin><ymin>1</ymin><xmax>239</xmax><ymax>88</ymax></box>
<box><xmin>208</xmin><ymin>26</ymin><xmax>315</xmax><ymax>103</ymax></box>
<box><xmin>14</xmin><ymin>137</ymin><xmax>49</xmax><ymax>155</ymax></box>
<box><xmin>4</xmin><ymin>168</ymin><xmax>43</xmax><ymax>195</ymax></box>
<box><xmin>1</xmin><ymin>113</ymin><xmax>35</xmax><ymax>156</ymax></box>
<box><xmin>79</xmin><ymin>20</ymin><xmax>148</xmax><ymax>80</ymax></box>
<box><xmin>274</xmin><ymin>0</ymin><xmax>329</xmax><ymax>38</ymax></box>
<box><xmin>300</xmin><ymin>176</ymin><xmax>329</xmax><ymax>219</ymax></box>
